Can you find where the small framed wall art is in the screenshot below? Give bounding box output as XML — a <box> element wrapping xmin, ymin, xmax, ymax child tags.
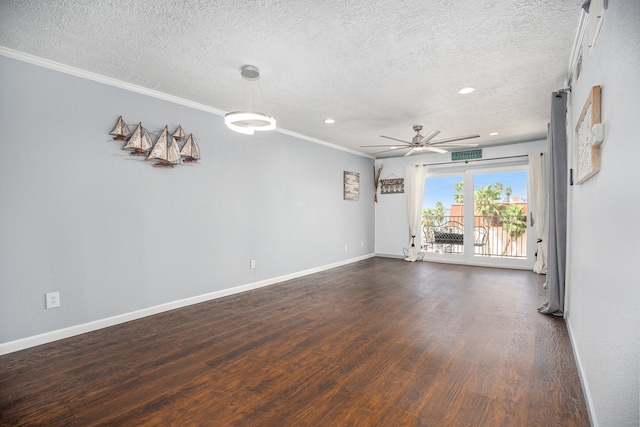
<box><xmin>575</xmin><ymin>85</ymin><xmax>601</xmax><ymax>184</ymax></box>
<box><xmin>344</xmin><ymin>171</ymin><xmax>360</xmax><ymax>200</ymax></box>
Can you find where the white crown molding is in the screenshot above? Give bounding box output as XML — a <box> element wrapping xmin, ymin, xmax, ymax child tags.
<box><xmin>276</xmin><ymin>127</ymin><xmax>375</xmax><ymax>159</ymax></box>
<box><xmin>566</xmin><ymin>9</ymin><xmax>588</xmax><ymax>87</ymax></box>
<box><xmin>0</xmin><ymin>47</ymin><xmax>227</xmax><ymax>116</ymax></box>
<box><xmin>0</xmin><ymin>47</ymin><xmax>374</xmax><ymax>160</ymax></box>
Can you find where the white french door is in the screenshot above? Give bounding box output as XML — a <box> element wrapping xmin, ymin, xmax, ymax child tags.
<box><xmin>421</xmin><ymin>162</ymin><xmax>534</xmax><ymax>269</ymax></box>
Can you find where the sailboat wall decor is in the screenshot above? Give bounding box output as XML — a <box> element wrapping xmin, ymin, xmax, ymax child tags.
<box><xmin>148</xmin><ymin>126</ymin><xmax>181</xmax><ymax>168</ymax></box>
<box><xmin>173</xmin><ymin>125</ymin><xmax>185</xmax><ymax>142</ymax></box>
<box><xmin>180</xmin><ymin>133</ymin><xmax>200</xmax><ymax>163</ymax></box>
<box><xmin>110</xmin><ymin>115</ymin><xmax>131</xmax><ymax>140</ymax></box>
<box><xmin>123</xmin><ymin>122</ymin><xmax>154</xmax><ymax>156</ymax></box>
<box><xmin>107</xmin><ymin>116</ymin><xmax>202</xmax><ymax>167</ymax></box>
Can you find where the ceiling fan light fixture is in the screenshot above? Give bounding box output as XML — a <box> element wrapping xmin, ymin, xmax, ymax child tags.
<box><xmin>457</xmin><ymin>86</ymin><xmax>476</xmax><ymax>95</ymax></box>
<box><xmin>364</xmin><ymin>126</ymin><xmax>479</xmax><ymax>157</ymax></box>
<box><xmin>226</xmin><ymin>65</ymin><xmax>276</xmax><ymax>135</ymax></box>
<box><xmin>324</xmin><ymin>118</ymin><xmax>335</xmax><ymax>124</ymax></box>
<box><xmin>489</xmin><ymin>131</ymin><xmax>499</xmax><ymax>136</ymax></box>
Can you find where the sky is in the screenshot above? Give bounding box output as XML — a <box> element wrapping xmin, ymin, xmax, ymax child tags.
<box><xmin>423</xmin><ymin>170</ymin><xmax>527</xmax><ymax>209</ymax></box>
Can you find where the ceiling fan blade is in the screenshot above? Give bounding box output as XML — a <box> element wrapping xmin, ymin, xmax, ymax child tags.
<box><xmin>404</xmin><ymin>147</ymin><xmax>418</xmax><ymax>157</ymax></box>
<box><xmin>380</xmin><ymin>135</ymin><xmax>412</xmax><ymax>144</ymax></box>
<box><xmin>373</xmin><ymin>147</ymin><xmax>410</xmax><ymax>154</ymax></box>
<box><xmin>418</xmin><ymin>130</ymin><xmax>441</xmax><ymax>143</ymax></box>
<box><xmin>360</xmin><ymin>144</ymin><xmax>411</xmax><ymax>148</ymax></box>
<box><xmin>432</xmin><ymin>142</ymin><xmax>479</xmax><ymax>147</ymax></box>
<box><xmin>429</xmin><ymin>134</ymin><xmax>480</xmax><ymax>145</ymax></box>
<box><xmin>424</xmin><ymin>146</ymin><xmax>449</xmax><ymax>154</ymax></box>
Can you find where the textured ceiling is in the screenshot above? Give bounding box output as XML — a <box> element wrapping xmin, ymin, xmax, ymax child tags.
<box><xmin>0</xmin><ymin>0</ymin><xmax>583</xmax><ymax>157</ymax></box>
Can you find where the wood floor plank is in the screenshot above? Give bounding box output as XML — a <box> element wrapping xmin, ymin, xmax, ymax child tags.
<box><xmin>0</xmin><ymin>258</ymin><xmax>590</xmax><ymax>426</ymax></box>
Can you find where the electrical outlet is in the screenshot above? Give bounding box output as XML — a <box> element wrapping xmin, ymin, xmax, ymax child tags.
<box><xmin>344</xmin><ymin>245</ymin><xmax>348</xmax><ymax>252</ymax></box>
<box><xmin>250</xmin><ymin>260</ymin><xmax>256</xmax><ymax>269</ymax></box>
<box><xmin>361</xmin><ymin>241</ymin><xmax>364</xmax><ymax>247</ymax></box>
<box><xmin>46</xmin><ymin>292</ymin><xmax>60</xmax><ymax>309</ymax></box>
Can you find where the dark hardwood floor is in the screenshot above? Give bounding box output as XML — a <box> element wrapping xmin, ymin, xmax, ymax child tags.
<box><xmin>0</xmin><ymin>257</ymin><xmax>589</xmax><ymax>426</ymax></box>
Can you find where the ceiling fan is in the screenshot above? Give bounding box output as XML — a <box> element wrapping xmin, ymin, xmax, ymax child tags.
<box><xmin>362</xmin><ymin>125</ymin><xmax>480</xmax><ymax>156</ymax></box>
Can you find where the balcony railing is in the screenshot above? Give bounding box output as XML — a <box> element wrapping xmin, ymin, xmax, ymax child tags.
<box><xmin>422</xmin><ymin>215</ymin><xmax>527</xmax><ymax>258</ymax></box>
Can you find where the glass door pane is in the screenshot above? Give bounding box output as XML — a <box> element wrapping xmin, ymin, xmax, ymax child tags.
<box><xmin>473</xmin><ymin>170</ymin><xmax>528</xmax><ymax>259</ymax></box>
<box><xmin>423</xmin><ymin>175</ymin><xmax>464</xmax><ymax>255</ymax></box>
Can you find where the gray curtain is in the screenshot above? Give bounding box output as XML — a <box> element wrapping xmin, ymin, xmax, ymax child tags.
<box><xmin>539</xmin><ymin>92</ymin><xmax>568</xmax><ymax>316</ymax></box>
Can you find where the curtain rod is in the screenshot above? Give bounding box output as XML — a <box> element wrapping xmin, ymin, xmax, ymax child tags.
<box><xmin>418</xmin><ymin>153</ymin><xmax>542</xmax><ymax>167</ymax></box>
<box><xmin>556</xmin><ymin>87</ymin><xmax>571</xmax><ymax>99</ymax></box>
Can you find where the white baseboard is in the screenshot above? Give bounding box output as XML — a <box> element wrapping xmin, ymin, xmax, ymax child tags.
<box><xmin>375</xmin><ymin>252</ymin><xmax>405</xmax><ymax>259</ymax></box>
<box><xmin>565</xmin><ymin>317</ymin><xmax>597</xmax><ymax>427</ymax></box>
<box><xmin>374</xmin><ymin>252</ymin><xmax>533</xmax><ymax>270</ymax></box>
<box><xmin>0</xmin><ymin>254</ymin><xmax>375</xmax><ymax>356</ymax></box>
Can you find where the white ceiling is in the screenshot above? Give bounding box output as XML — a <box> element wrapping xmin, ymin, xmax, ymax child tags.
<box><xmin>0</xmin><ymin>0</ymin><xmax>583</xmax><ymax>157</ymax></box>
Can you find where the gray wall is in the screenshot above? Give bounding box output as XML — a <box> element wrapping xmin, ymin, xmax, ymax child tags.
<box><xmin>0</xmin><ymin>55</ymin><xmax>375</xmax><ymax>344</ymax></box>
<box><xmin>564</xmin><ymin>1</ymin><xmax>640</xmax><ymax>425</ymax></box>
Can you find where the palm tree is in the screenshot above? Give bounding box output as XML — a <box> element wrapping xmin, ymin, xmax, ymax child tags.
<box><xmin>500</xmin><ymin>204</ymin><xmax>527</xmax><ymax>255</ymax></box>
<box><xmin>454</xmin><ymin>181</ymin><xmax>464</xmax><ymax>203</ymax></box>
<box><xmin>474</xmin><ymin>184</ymin><xmax>503</xmax><ymax>255</ymax></box>
<box><xmin>505</xmin><ymin>186</ymin><xmax>512</xmax><ymax>203</ymax></box>
<box><xmin>474</xmin><ymin>184</ymin><xmax>503</xmax><ymax>221</ymax></box>
<box><xmin>422</xmin><ymin>201</ymin><xmax>445</xmax><ymax>228</ymax></box>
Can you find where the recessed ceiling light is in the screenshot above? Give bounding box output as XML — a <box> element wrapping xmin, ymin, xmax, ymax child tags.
<box><xmin>324</xmin><ymin>118</ymin><xmax>335</xmax><ymax>124</ymax></box>
<box><xmin>457</xmin><ymin>86</ymin><xmax>476</xmax><ymax>95</ymax></box>
<box><xmin>489</xmin><ymin>132</ymin><xmax>499</xmax><ymax>136</ymax></box>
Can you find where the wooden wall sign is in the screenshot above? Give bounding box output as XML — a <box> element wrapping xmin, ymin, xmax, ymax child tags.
<box><xmin>381</xmin><ymin>178</ymin><xmax>404</xmax><ymax>194</ymax></box>
<box><xmin>451</xmin><ymin>149</ymin><xmax>482</xmax><ymax>161</ymax></box>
